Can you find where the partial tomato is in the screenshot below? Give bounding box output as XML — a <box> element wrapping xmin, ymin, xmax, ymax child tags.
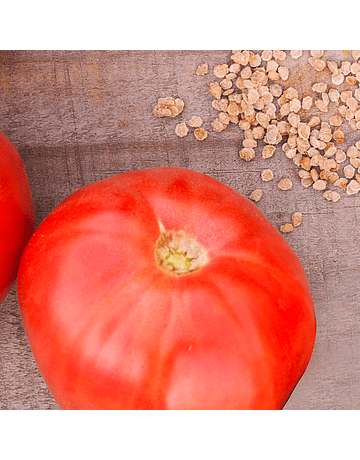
<box><xmin>0</xmin><ymin>130</ymin><xmax>35</xmax><ymax>305</ymax></box>
<box><xmin>17</xmin><ymin>167</ymin><xmax>316</xmax><ymax>409</ymax></box>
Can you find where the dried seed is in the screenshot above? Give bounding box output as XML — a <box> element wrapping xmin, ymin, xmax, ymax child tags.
<box><xmin>267</xmin><ymin>60</ymin><xmax>279</xmax><ymax>72</ymax></box>
<box><xmin>290</xmin><ymin>50</ymin><xmax>302</xmax><ymax>59</ymax></box>
<box><xmin>310</xmin><ymin>168</ymin><xmax>319</xmax><ymax>181</ymax></box>
<box><xmin>344</xmin><ymin>164</ymin><xmax>355</xmax><ymax>178</ymax></box>
<box><xmin>290</xmin><ymin>98</ymin><xmax>301</xmax><ymax>113</ymax></box>
<box><xmin>278</xmin><ymin>179</ymin><xmax>293</xmax><ymax>191</ymax></box>
<box><xmin>280</xmin><ymin>223</ymin><xmax>294</xmax><ymax>233</ymax></box>
<box><xmin>329</xmin><ymin>115</ymin><xmax>343</xmax><ymax>126</ymax></box>
<box><xmin>212</xmin><ymin>98</ymin><xmax>228</xmax><ymax>111</ymax></box>
<box><xmin>209</xmin><ymin>82</ymin><xmax>222</xmax><ymax>99</ymax></box>
<box><xmin>312</xmin><ymin>82</ymin><xmax>327</xmax><ymax>93</ymax></box>
<box><xmin>332</xmin><ymin>73</ymin><xmax>345</xmax><ymax>85</ymax></box>
<box><xmin>308</xmin><ymin>116</ymin><xmax>320</xmax><ymax>127</ymax></box>
<box><xmin>285</xmin><ymin>148</ymin><xmax>297</xmax><ymax>159</ymax></box>
<box><xmin>315</xmin><ymin>99</ymin><xmax>328</xmax><ymax>112</ymax></box>
<box><xmin>288</xmin><ymin>112</ymin><xmax>300</xmax><ymax>127</ymax></box>
<box><xmin>351</xmin><ymin>62</ymin><xmax>360</xmax><ymax>74</ymax></box>
<box><xmin>238</xmin><ymin>120</ymin><xmax>251</xmax><ymax>130</ymax></box>
<box><xmin>309</xmin><ymin>57</ymin><xmax>326</xmax><ymax>71</ymax></box>
<box><xmin>332</xmin><ymin>129</ymin><xmax>345</xmax><ymax>144</ymax></box>
<box><xmin>239</xmin><ymin>147</ymin><xmax>255</xmax><ymax>161</ymax></box>
<box><xmin>341</xmin><ymin>61</ymin><xmax>351</xmax><ymax>75</ymax></box>
<box><xmin>194</xmin><ymin>128</ymin><xmax>208</xmax><ymax>141</ymax></box>
<box><xmin>188</xmin><ymin>116</ymin><xmax>203</xmax><ymax>128</ymax></box>
<box><xmin>247</xmin><ymin>88</ymin><xmax>260</xmax><ymax>105</ymax></box>
<box><xmin>213</xmin><ymin>64</ymin><xmax>229</xmax><ymax>78</ymax></box>
<box><xmin>252</xmin><ymin>126</ymin><xmax>265</xmax><ymax>139</ymax></box>
<box><xmin>329</xmin><ymin>89</ymin><xmax>340</xmax><ymax>103</ymax></box>
<box><xmin>347</xmin><ymin>179</ymin><xmax>360</xmax><ymax>195</ymax></box>
<box><xmin>273</xmin><ymin>50</ymin><xmax>287</xmax><ymax>61</ymax></box>
<box><xmin>323</xmin><ymin>190</ymin><xmax>340</xmax><ymax>202</ymax></box>
<box><xmin>196</xmin><ymin>63</ymin><xmax>208</xmax><ymax>76</ymax></box>
<box><xmin>267</xmin><ymin>70</ymin><xmax>280</xmax><ymax>80</ymax></box>
<box><xmin>300</xmin><ymin>156</ymin><xmax>311</xmax><ymax>171</ymax></box>
<box><xmin>310</xmin><ymin>50</ymin><xmax>324</xmax><ymax>58</ymax></box>
<box><xmin>298</xmin><ymin>122</ymin><xmax>311</xmax><ymax>139</ymax></box>
<box><xmin>218</xmin><ymin>112</ymin><xmax>230</xmax><ymax>125</ymax></box>
<box><xmin>278</xmin><ymin>66</ymin><xmax>289</xmax><ymax>81</ymax></box>
<box><xmin>175</xmin><ymin>122</ymin><xmax>189</xmax><ymax>138</ymax></box>
<box><xmin>249</xmin><ymin>54</ymin><xmax>261</xmax><ymax>67</ymax></box>
<box><xmin>313</xmin><ymin>179</ymin><xmax>327</xmax><ymax>190</ymax></box>
<box><xmin>261</xmin><ymin>50</ymin><xmax>273</xmax><ymax>61</ymax></box>
<box><xmin>334</xmin><ymin>178</ymin><xmax>348</xmax><ymax>190</ymax></box>
<box><xmin>351</xmin><ymin>50</ymin><xmax>360</xmax><ymax>60</ymax></box>
<box><xmin>292</xmin><ymin>212</ymin><xmax>303</xmax><ymax>227</ymax></box>
<box><xmin>350</xmin><ymin>157</ymin><xmax>360</xmax><ymax>168</ymax></box>
<box><xmin>302</xmin><ymin>96</ymin><xmax>313</xmax><ymax>110</ymax></box>
<box><xmin>211</xmin><ymin>118</ymin><xmax>226</xmax><ymax>132</ymax></box>
<box><xmin>347</xmin><ymin>145</ymin><xmax>360</xmax><ymax>158</ymax></box>
<box><xmin>243</xmin><ymin>138</ymin><xmax>257</xmax><ymax>148</ymax></box>
<box><xmin>301</xmin><ymin>177</ymin><xmax>313</xmax><ymax>188</ymax></box>
<box><xmin>261</xmin><ymin>169</ymin><xmax>274</xmax><ymax>182</ymax></box>
<box><xmin>327</xmin><ymin>61</ymin><xmax>339</xmax><ymax>74</ymax></box>
<box><xmin>270</xmin><ymin>84</ymin><xmax>282</xmax><ymax>97</ymax></box>
<box><xmin>153</xmin><ymin>97</ymin><xmax>185</xmax><ymax>118</ymax></box>
<box><xmin>346</xmin><ymin>76</ymin><xmax>357</xmax><ymax>85</ymax></box>
<box><xmin>262</xmin><ymin>145</ymin><xmax>276</xmax><ymax>159</ymax></box>
<box><xmin>335</xmin><ymin>149</ymin><xmax>346</xmax><ymax>163</ymax></box>
<box><xmin>250</xmin><ymin>189</ymin><xmax>263</xmax><ymax>202</ymax></box>
<box><xmin>284</xmin><ymin>87</ymin><xmax>298</xmax><ymax>100</ymax></box>
<box><xmin>220</xmin><ymin>78</ymin><xmax>232</xmax><ymax>90</ymax></box>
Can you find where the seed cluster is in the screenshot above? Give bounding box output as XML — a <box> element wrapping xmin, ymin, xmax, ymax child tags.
<box><xmin>153</xmin><ymin>51</ymin><xmax>360</xmax><ymax>233</ymax></box>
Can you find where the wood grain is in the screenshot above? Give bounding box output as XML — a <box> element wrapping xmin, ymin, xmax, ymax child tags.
<box><xmin>1</xmin><ymin>50</ymin><xmax>359</xmax><ymax>410</ymax></box>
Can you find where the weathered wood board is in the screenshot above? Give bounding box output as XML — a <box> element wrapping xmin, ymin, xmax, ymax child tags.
<box><xmin>0</xmin><ymin>50</ymin><xmax>359</xmax><ymax>410</ymax></box>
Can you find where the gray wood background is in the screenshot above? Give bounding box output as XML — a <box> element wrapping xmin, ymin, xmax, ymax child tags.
<box><xmin>0</xmin><ymin>50</ymin><xmax>359</xmax><ymax>410</ymax></box>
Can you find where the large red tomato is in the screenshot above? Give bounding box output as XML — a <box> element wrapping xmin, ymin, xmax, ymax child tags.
<box><xmin>17</xmin><ymin>167</ymin><xmax>316</xmax><ymax>409</ymax></box>
<box><xmin>0</xmin><ymin>130</ymin><xmax>34</xmax><ymax>305</ymax></box>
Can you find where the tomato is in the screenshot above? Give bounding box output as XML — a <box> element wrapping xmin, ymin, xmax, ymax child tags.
<box><xmin>0</xmin><ymin>130</ymin><xmax>34</xmax><ymax>305</ymax></box>
<box><xmin>17</xmin><ymin>167</ymin><xmax>316</xmax><ymax>409</ymax></box>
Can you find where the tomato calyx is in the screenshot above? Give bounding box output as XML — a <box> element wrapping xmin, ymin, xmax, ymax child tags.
<box><xmin>155</xmin><ymin>220</ymin><xmax>209</xmax><ymax>276</ymax></box>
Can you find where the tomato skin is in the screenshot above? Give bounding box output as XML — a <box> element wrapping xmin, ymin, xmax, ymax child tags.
<box><xmin>0</xmin><ymin>131</ymin><xmax>35</xmax><ymax>305</ymax></box>
<box><xmin>17</xmin><ymin>167</ymin><xmax>316</xmax><ymax>410</ymax></box>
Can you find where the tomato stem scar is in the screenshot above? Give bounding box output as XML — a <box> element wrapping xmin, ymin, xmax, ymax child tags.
<box><xmin>155</xmin><ymin>220</ymin><xmax>209</xmax><ymax>276</ymax></box>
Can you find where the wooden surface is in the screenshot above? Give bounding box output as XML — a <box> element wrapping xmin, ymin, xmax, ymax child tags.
<box><xmin>0</xmin><ymin>50</ymin><xmax>359</xmax><ymax>410</ymax></box>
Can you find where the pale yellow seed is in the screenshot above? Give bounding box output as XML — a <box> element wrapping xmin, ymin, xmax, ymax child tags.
<box><xmin>273</xmin><ymin>50</ymin><xmax>287</xmax><ymax>61</ymax></box>
<box><xmin>278</xmin><ymin>179</ymin><xmax>293</xmax><ymax>190</ymax></box>
<box><xmin>194</xmin><ymin>128</ymin><xmax>208</xmax><ymax>141</ymax></box>
<box><xmin>196</xmin><ymin>63</ymin><xmax>208</xmax><ymax>76</ymax></box>
<box><xmin>211</xmin><ymin>118</ymin><xmax>226</xmax><ymax>132</ymax></box>
<box><xmin>334</xmin><ymin>178</ymin><xmax>348</xmax><ymax>190</ymax></box>
<box><xmin>302</xmin><ymin>96</ymin><xmax>313</xmax><ymax>110</ymax></box>
<box><xmin>347</xmin><ymin>179</ymin><xmax>360</xmax><ymax>195</ymax></box>
<box><xmin>213</xmin><ymin>64</ymin><xmax>228</xmax><ymax>78</ymax></box>
<box><xmin>344</xmin><ymin>164</ymin><xmax>355</xmax><ymax>178</ymax></box>
<box><xmin>209</xmin><ymin>82</ymin><xmax>222</xmax><ymax>99</ymax></box>
<box><xmin>262</xmin><ymin>145</ymin><xmax>276</xmax><ymax>159</ymax></box>
<box><xmin>175</xmin><ymin>122</ymin><xmax>189</xmax><ymax>138</ymax></box>
<box><xmin>290</xmin><ymin>50</ymin><xmax>302</xmax><ymax>59</ymax></box>
<box><xmin>333</xmin><ymin>129</ymin><xmax>345</xmax><ymax>144</ymax></box>
<box><xmin>278</xmin><ymin>67</ymin><xmax>289</xmax><ymax>81</ymax></box>
<box><xmin>188</xmin><ymin>116</ymin><xmax>203</xmax><ymax>128</ymax></box>
<box><xmin>280</xmin><ymin>223</ymin><xmax>294</xmax><ymax>233</ymax></box>
<box><xmin>292</xmin><ymin>212</ymin><xmax>303</xmax><ymax>227</ymax></box>
<box><xmin>332</xmin><ymin>73</ymin><xmax>345</xmax><ymax>85</ymax></box>
<box><xmin>329</xmin><ymin>115</ymin><xmax>343</xmax><ymax>126</ymax></box>
<box><xmin>250</xmin><ymin>189</ymin><xmax>263</xmax><ymax>202</ymax></box>
<box><xmin>261</xmin><ymin>169</ymin><xmax>274</xmax><ymax>181</ymax></box>
<box><xmin>239</xmin><ymin>148</ymin><xmax>255</xmax><ymax>161</ymax></box>
<box><xmin>313</xmin><ymin>180</ymin><xmax>327</xmax><ymax>191</ymax></box>
<box><xmin>312</xmin><ymin>82</ymin><xmax>327</xmax><ymax>93</ymax></box>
